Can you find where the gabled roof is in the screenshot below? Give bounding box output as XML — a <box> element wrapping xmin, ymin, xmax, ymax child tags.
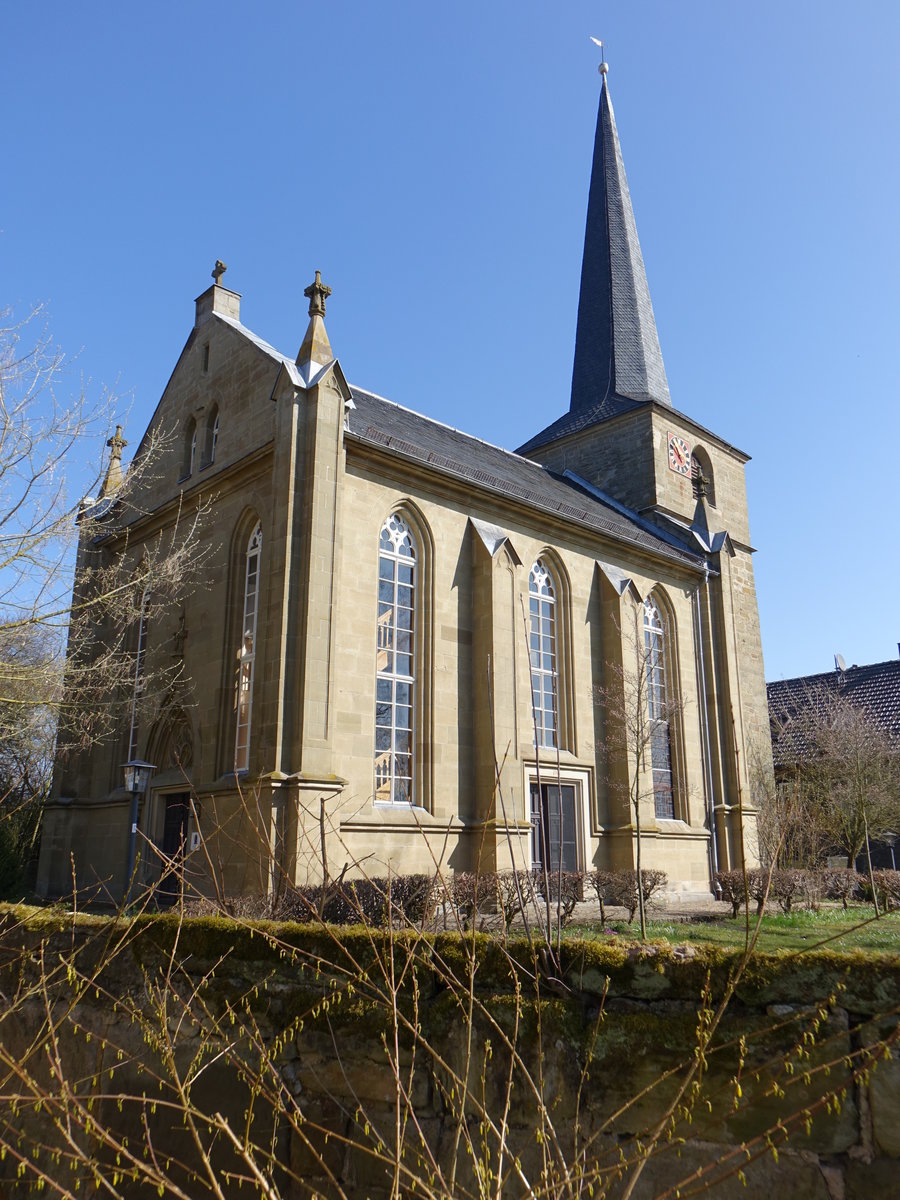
<box><xmin>132</xmin><ymin>303</ymin><xmax>705</xmax><ymax>573</ymax></box>
<box><xmin>767</xmin><ymin>660</ymin><xmax>900</xmax><ymax>766</ymax></box>
<box><xmin>519</xmin><ymin>76</ymin><xmax>670</xmax><ymax>457</ymax></box>
<box><xmin>347</xmin><ymin>387</ymin><xmax>704</xmax><ymax>570</ymax></box>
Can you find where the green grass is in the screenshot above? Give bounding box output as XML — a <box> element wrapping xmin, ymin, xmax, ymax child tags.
<box><xmin>569</xmin><ymin>904</ymin><xmax>900</xmax><ymax>955</ymax></box>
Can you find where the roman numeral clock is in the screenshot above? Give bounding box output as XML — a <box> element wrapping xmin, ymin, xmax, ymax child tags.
<box><xmin>667</xmin><ymin>431</ymin><xmax>691</xmax><ymax>476</ymax></box>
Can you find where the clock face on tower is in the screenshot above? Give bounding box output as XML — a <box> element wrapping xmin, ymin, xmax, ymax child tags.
<box><xmin>667</xmin><ymin>432</ymin><xmax>691</xmax><ymax>477</ymax></box>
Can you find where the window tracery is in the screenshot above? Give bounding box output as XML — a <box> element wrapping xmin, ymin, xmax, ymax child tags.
<box><xmin>234</xmin><ymin>522</ymin><xmax>262</xmax><ymax>773</ymax></box>
<box><xmin>374</xmin><ymin>514</ymin><xmax>416</xmax><ymax>804</ymax></box>
<box><xmin>643</xmin><ymin>596</ymin><xmax>675</xmax><ymax>819</ymax></box>
<box><xmin>529</xmin><ymin>559</ymin><xmax>558</xmax><ymax>749</ymax></box>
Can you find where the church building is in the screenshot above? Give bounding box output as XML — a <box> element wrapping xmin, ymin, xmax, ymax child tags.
<box><xmin>37</xmin><ymin>69</ymin><xmax>770</xmax><ymax>903</ymax></box>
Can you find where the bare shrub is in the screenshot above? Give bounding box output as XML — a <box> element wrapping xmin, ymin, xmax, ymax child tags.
<box><xmin>388</xmin><ymin>872</ymin><xmax>439</xmax><ymax>927</ymax></box>
<box><xmin>450</xmin><ymin>871</ymin><xmax>497</xmax><ymax>928</ymax></box>
<box><xmin>495</xmin><ymin>869</ymin><xmax>535</xmax><ymax>928</ymax></box>
<box><xmin>277</xmin><ymin>883</ymin><xmax>323</xmax><ymax>923</ymax></box>
<box><xmin>747</xmin><ymin>868</ymin><xmax>771</xmax><ymax>914</ymax></box>
<box><xmin>769</xmin><ymin>868</ymin><xmax>805</xmax><ymax>914</ymax></box>
<box><xmin>602</xmin><ymin>868</ymin><xmax>669</xmax><ymax>924</ymax></box>
<box><xmin>450</xmin><ymin>870</ymin><xmax>535</xmax><ymax>930</ymax></box>
<box><xmin>714</xmin><ymin>869</ymin><xmax>749</xmax><ymax>918</ymax></box>
<box><xmin>533</xmin><ymin>868</ymin><xmax>583</xmax><ymax>926</ymax></box>
<box><xmin>800</xmin><ymin>869</ymin><xmax>824</xmax><ymax>912</ymax></box>
<box><xmin>873</xmin><ymin>870</ymin><xmax>900</xmax><ymax>910</ymax></box>
<box><xmin>822</xmin><ymin>868</ymin><xmax>862</xmax><ymax>909</ymax></box>
<box><xmin>586</xmin><ymin>869</ymin><xmax>619</xmax><ymax>922</ymax></box>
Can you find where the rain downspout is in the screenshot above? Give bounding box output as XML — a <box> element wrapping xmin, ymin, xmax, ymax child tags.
<box><xmin>695</xmin><ymin>565</ymin><xmax>719</xmax><ymax>880</ymax></box>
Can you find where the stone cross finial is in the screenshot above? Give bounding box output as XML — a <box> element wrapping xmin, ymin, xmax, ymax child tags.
<box><xmin>99</xmin><ymin>425</ymin><xmax>127</xmax><ymax>498</ymax></box>
<box><xmin>107</xmin><ymin>425</ymin><xmax>127</xmax><ymax>461</ymax></box>
<box><xmin>212</xmin><ymin>259</ymin><xmax>227</xmax><ymax>285</ymax></box>
<box><xmin>304</xmin><ymin>269</ymin><xmax>332</xmax><ymax>318</ymax></box>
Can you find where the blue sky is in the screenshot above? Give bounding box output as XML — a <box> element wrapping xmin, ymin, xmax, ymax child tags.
<box><xmin>3</xmin><ymin>1</ymin><xmax>898</xmax><ymax>680</ymax></box>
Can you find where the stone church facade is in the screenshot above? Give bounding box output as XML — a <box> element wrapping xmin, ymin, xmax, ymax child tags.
<box><xmin>37</xmin><ymin>75</ymin><xmax>770</xmax><ymax>903</ymax></box>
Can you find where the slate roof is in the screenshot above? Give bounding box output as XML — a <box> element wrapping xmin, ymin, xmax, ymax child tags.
<box><xmin>519</xmin><ymin>76</ymin><xmax>671</xmax><ymax>457</ymax></box>
<box><xmin>767</xmin><ymin>660</ymin><xmax>900</xmax><ymax>767</ymax></box>
<box><xmin>347</xmin><ymin>386</ymin><xmax>703</xmax><ymax>570</ymax></box>
<box><xmin>206</xmin><ymin>313</ymin><xmax>704</xmax><ymax>570</ymax></box>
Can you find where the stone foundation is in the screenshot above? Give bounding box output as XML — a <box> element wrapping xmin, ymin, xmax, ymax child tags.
<box><xmin>0</xmin><ymin>907</ymin><xmax>896</xmax><ymax>1198</ymax></box>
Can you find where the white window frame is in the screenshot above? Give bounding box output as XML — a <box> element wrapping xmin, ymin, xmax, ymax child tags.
<box><xmin>234</xmin><ymin>523</ymin><xmax>262</xmax><ymax>773</ymax></box>
<box><xmin>529</xmin><ymin>559</ymin><xmax>558</xmax><ymax>749</ymax></box>
<box><xmin>643</xmin><ymin>597</ymin><xmax>675</xmax><ymax>819</ymax></box>
<box><xmin>374</xmin><ymin>514</ymin><xmax>416</xmax><ymax>805</ymax></box>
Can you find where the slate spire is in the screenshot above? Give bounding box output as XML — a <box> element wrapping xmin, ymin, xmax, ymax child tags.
<box><xmin>569</xmin><ymin>74</ymin><xmax>671</xmax><ymax>412</ymax></box>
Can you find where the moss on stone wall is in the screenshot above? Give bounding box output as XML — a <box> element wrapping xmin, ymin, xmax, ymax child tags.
<box><xmin>4</xmin><ymin>904</ymin><xmax>899</xmax><ymax>1017</ymax></box>
<box><xmin>2</xmin><ymin>904</ymin><xmax>899</xmax><ymax>1197</ymax></box>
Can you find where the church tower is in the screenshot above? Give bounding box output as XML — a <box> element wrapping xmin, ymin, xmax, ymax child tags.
<box><xmin>517</xmin><ymin>67</ymin><xmax>752</xmax><ymax>546</ymax></box>
<box><xmin>518</xmin><ymin>64</ymin><xmax>772</xmax><ymax>855</ymax></box>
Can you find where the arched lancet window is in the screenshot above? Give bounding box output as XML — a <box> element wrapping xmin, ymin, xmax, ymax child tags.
<box><xmin>375</xmin><ymin>513</ymin><xmax>416</xmax><ymax>804</ymax></box>
<box><xmin>691</xmin><ymin>445</ymin><xmax>715</xmax><ymax>507</ymax></box>
<box><xmin>643</xmin><ymin>596</ymin><xmax>676</xmax><ymax>819</ymax></box>
<box><xmin>182</xmin><ymin>419</ymin><xmax>197</xmax><ymax>479</ymax></box>
<box><xmin>202</xmin><ymin>406</ymin><xmax>219</xmax><ymax>467</ymax></box>
<box><xmin>127</xmin><ymin>585</ymin><xmax>151</xmax><ymax>763</ymax></box>
<box><xmin>234</xmin><ymin>522</ymin><xmax>262</xmax><ymax>772</ymax></box>
<box><xmin>529</xmin><ymin>559</ymin><xmax>558</xmax><ymax>749</ymax></box>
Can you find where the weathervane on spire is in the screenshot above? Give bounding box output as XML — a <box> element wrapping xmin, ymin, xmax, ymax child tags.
<box><xmin>590</xmin><ymin>36</ymin><xmax>609</xmax><ymax>76</ymax></box>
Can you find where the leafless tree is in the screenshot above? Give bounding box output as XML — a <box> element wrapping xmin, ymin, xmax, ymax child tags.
<box><xmin>0</xmin><ymin>304</ymin><xmax>208</xmax><ymax>780</ymax></box>
<box><xmin>771</xmin><ymin>685</ymin><xmax>900</xmax><ymax>871</ymax></box>
<box><xmin>752</xmin><ymin>754</ymin><xmax>831</xmax><ymax>871</ymax></box>
<box><xmin>594</xmin><ymin>600</ymin><xmax>684</xmax><ymax>940</ymax></box>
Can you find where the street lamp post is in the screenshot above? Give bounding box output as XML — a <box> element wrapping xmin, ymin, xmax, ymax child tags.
<box><xmin>123</xmin><ymin>759</ymin><xmax>156</xmax><ymax>903</ymax></box>
<box><xmin>884</xmin><ymin>831</ymin><xmax>898</xmax><ymax>873</ymax></box>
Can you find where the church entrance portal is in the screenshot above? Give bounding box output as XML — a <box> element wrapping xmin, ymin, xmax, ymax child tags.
<box><xmin>156</xmin><ymin>792</ymin><xmax>190</xmax><ymax>907</ymax></box>
<box><xmin>530</xmin><ymin>782</ymin><xmax>581</xmax><ymax>874</ymax></box>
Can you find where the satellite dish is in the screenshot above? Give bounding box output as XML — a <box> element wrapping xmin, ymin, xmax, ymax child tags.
<box><xmin>834</xmin><ymin>653</ymin><xmax>847</xmax><ymax>672</ymax></box>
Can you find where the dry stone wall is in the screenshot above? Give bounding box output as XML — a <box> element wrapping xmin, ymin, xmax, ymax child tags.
<box><xmin>0</xmin><ymin>908</ymin><xmax>897</xmax><ymax>1198</ymax></box>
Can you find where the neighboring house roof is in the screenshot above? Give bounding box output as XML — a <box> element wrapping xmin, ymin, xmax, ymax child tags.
<box><xmin>767</xmin><ymin>660</ymin><xmax>900</xmax><ymax>767</ymax></box>
<box><xmin>347</xmin><ymin>386</ymin><xmax>704</xmax><ymax>570</ymax></box>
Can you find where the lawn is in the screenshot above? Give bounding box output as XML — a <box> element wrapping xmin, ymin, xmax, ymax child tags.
<box><xmin>571</xmin><ymin>904</ymin><xmax>900</xmax><ymax>955</ymax></box>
